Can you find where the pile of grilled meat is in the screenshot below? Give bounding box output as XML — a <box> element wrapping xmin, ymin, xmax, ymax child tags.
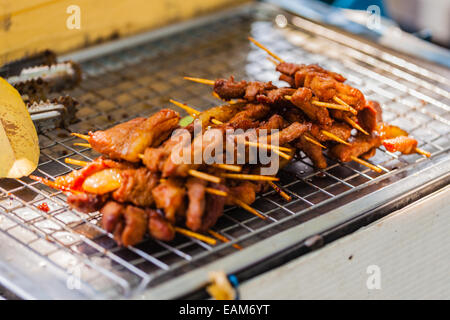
<box><xmin>32</xmin><ymin>54</ymin><xmax>424</xmax><ymax>247</ymax></box>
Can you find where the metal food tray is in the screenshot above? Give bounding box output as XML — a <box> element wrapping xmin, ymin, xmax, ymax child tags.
<box><xmin>0</xmin><ymin>3</ymin><xmax>449</xmax><ymax>299</ymax></box>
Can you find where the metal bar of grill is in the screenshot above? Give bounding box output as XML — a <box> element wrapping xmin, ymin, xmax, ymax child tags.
<box><xmin>0</xmin><ymin>3</ymin><xmax>449</xmax><ymax>299</ymax></box>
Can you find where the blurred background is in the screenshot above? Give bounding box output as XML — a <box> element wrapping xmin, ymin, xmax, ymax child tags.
<box><xmin>1</xmin><ymin>0</ymin><xmax>449</xmax><ymax>66</ymax></box>
<box><xmin>324</xmin><ymin>0</ymin><xmax>450</xmax><ymax>48</ymax></box>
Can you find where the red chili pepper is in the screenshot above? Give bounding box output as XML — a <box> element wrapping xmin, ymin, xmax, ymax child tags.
<box><xmin>37</xmin><ymin>202</ymin><xmax>50</xmax><ymax>212</ymax></box>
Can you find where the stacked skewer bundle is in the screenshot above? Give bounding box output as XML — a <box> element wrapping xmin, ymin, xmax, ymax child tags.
<box><xmin>30</xmin><ymin>38</ymin><xmax>430</xmax><ymax>248</ymax></box>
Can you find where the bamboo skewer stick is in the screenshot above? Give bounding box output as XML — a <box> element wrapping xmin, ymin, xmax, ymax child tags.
<box><xmin>183</xmin><ymin>64</ymin><xmax>392</xmax><ymax>175</ymax></box>
<box><xmin>321</xmin><ymin>130</ymin><xmax>351</xmax><ymax>146</ymax></box>
<box><xmin>212</xmin><ymin>164</ymin><xmax>242</xmax><ymax>172</ymax></box>
<box><xmin>248</xmin><ymin>37</ymin><xmax>284</xmax><ymax>63</ymax></box>
<box><xmin>210</xmin><ymin>118</ymin><xmax>223</xmax><ymax>125</ymax></box>
<box><xmin>205</xmin><ymin>187</ymin><xmax>228</xmax><ymax>197</ymax></box>
<box><xmin>65</xmin><ymin>159</ymin><xmax>230</xmax><ymax>192</ymax></box>
<box><xmin>65</xmin><ymin>158</ymin><xmax>89</xmax><ymax>166</ymax></box>
<box><xmin>174</xmin><ymin>227</ymin><xmax>217</xmax><ymax>245</ymax></box>
<box><xmin>55</xmin><ymin>163</ymin><xmax>263</xmax><ymax>244</ymax></box>
<box><xmin>71</xmin><ymin>133</ymin><xmax>90</xmax><ymax>140</ymax></box>
<box><xmin>332</xmin><ymin>97</ymin><xmax>369</xmax><ymax>135</ymax></box>
<box><xmin>304</xmin><ymin>134</ymin><xmax>327</xmax><ymax>149</ymax></box>
<box><xmin>311</xmin><ymin>100</ymin><xmax>357</xmax><ymax>114</ymax></box>
<box><xmin>415</xmin><ymin>148</ymin><xmax>431</xmax><ymax>157</ymax></box>
<box><xmin>233</xmin><ymin>198</ymin><xmax>267</xmax><ymax>220</ymax></box>
<box><xmin>220</xmin><ymin>173</ymin><xmax>279</xmax><ymax>182</ymax></box>
<box><xmin>168</xmin><ymin>101</ymin><xmax>295</xmax><ymax>159</ymax></box>
<box><xmin>137</xmin><ymin>153</ymin><xmax>238</xmax><ymax>173</ymax></box>
<box><xmin>343</xmin><ymin>115</ymin><xmax>369</xmax><ymax>135</ymax></box>
<box><xmin>273</xmin><ymin>148</ymin><xmax>292</xmax><ymax>160</ymax></box>
<box><xmin>244</xmin><ymin>141</ymin><xmax>292</xmax><ymax>152</ymax></box>
<box><xmin>350</xmin><ymin>156</ymin><xmax>383</xmax><ymax>173</ymax></box>
<box><xmin>66</xmin><ymin>155</ymin><xmax>223</xmax><ymax>185</ymax></box>
<box><xmin>333</xmin><ymin>96</ymin><xmax>353</xmax><ymax>109</ymax></box>
<box><xmin>69</xmin><ymin>143</ymin><xmax>238</xmax><ymax>175</ymax></box>
<box><xmin>285</xmin><ymin>95</ymin><xmax>357</xmax><ymax>114</ymax></box>
<box><xmin>74</xmin><ymin>142</ymin><xmax>92</xmax><ymax>148</ymax></box>
<box><xmin>207</xmin><ymin>230</ymin><xmax>242</xmax><ymax>250</ymax></box>
<box><xmin>267</xmin><ymin>56</ymin><xmax>279</xmax><ymax>66</ymax></box>
<box><xmin>170</xmin><ymin>98</ymin><xmax>224</xmax><ymax>126</ymax></box>
<box><xmin>29</xmin><ymin>175</ymin><xmax>81</xmax><ymax>194</ymax></box>
<box><xmin>183</xmin><ymin>76</ymin><xmax>215</xmax><ymax>86</ymax></box>
<box><xmin>212</xmin><ymin>91</ymin><xmax>223</xmax><ymax>100</ymax></box>
<box><xmin>169</xmin><ymin>99</ymin><xmax>200</xmax><ymax>117</ymax></box>
<box><xmin>250</xmin><ymin>39</ymin><xmax>369</xmax><ymax>124</ymax></box>
<box><xmin>188</xmin><ymin>169</ymin><xmax>221</xmax><ymax>184</ymax></box>
<box><xmin>268</xmin><ymin>181</ymin><xmax>292</xmax><ymax>202</ymax></box>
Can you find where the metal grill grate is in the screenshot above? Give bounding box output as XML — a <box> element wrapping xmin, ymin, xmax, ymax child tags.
<box><xmin>0</xmin><ymin>4</ymin><xmax>449</xmax><ymax>299</ymax></box>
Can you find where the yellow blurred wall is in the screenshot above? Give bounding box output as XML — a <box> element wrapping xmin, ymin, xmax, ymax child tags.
<box><xmin>0</xmin><ymin>0</ymin><xmax>248</xmax><ymax>64</ymax></box>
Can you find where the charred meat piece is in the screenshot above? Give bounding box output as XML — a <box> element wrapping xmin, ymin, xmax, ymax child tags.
<box><xmin>358</xmin><ymin>100</ymin><xmax>383</xmax><ymax>133</ymax></box>
<box><xmin>200</xmin><ymin>184</ymin><xmax>227</xmax><ymax>231</ymax></box>
<box><xmin>268</xmin><ymin>121</ymin><xmax>310</xmax><ymax>146</ymax></box>
<box><xmin>256</xmin><ymin>88</ymin><xmax>296</xmax><ymax>108</ymax></box>
<box><xmin>225</xmin><ymin>103</ymin><xmax>271</xmax><ymax>129</ymax></box>
<box><xmin>101</xmin><ymin>201</ymin><xmax>124</xmax><ymax>235</ymax></box>
<box><xmin>214</xmin><ymin>77</ymin><xmax>247</xmax><ymax>100</ymax></box>
<box><xmin>147</xmin><ymin>209</ymin><xmax>175</xmax><ymax>241</ymax></box>
<box><xmin>185</xmin><ymin>177</ymin><xmax>207</xmax><ymax>232</ymax></box>
<box><xmin>280</xmin><ymin>105</ymin><xmax>307</xmax><ymax>123</ymax></box>
<box><xmin>101</xmin><ymin>202</ymin><xmax>148</xmax><ymax>247</ymax></box>
<box><xmin>244</xmin><ymin>81</ymin><xmax>277</xmax><ymax>102</ymax></box>
<box><xmin>293</xmin><ymin>65</ymin><xmax>346</xmax><ymax>86</ymax></box>
<box><xmin>301</xmin><ymin>73</ymin><xmax>338</xmax><ymax>102</ymax></box>
<box><xmin>151</xmin><ymin>178</ymin><xmax>186</xmax><ymax>223</ymax></box>
<box><xmin>296</xmin><ymin>136</ymin><xmax>328</xmax><ymax>169</ymax></box>
<box><xmin>112</xmin><ymin>167</ymin><xmax>159</xmax><ymax>207</ymax></box>
<box><xmin>361</xmin><ymin>148</ymin><xmax>377</xmax><ymax>160</ymax></box>
<box><xmin>226</xmin><ymin>181</ymin><xmax>257</xmax><ymax>206</ymax></box>
<box><xmin>197</xmin><ymin>103</ymin><xmax>243</xmax><ymax>128</ymax></box>
<box><xmin>89</xmin><ymin>109</ymin><xmax>180</xmax><ymax>162</ymax></box>
<box><xmin>309</xmin><ymin>122</ymin><xmax>352</xmax><ymax>143</ymax></box>
<box><xmin>257</xmin><ymin>114</ymin><xmax>287</xmax><ymax>133</ymax></box>
<box><xmin>330</xmin><ymin>134</ymin><xmax>382</xmax><ymax>162</ymax></box>
<box><xmin>383</xmin><ymin>136</ymin><xmax>418</xmax><ymax>154</ymax></box>
<box><xmin>299</xmin><ymin>71</ymin><xmax>365</xmax><ymax>110</ymax></box>
<box><xmin>161</xmin><ymin>104</ymin><xmax>272</xmax><ymax>178</ymax></box>
<box><xmin>279</xmin><ymin>73</ymin><xmax>295</xmax><ymax>87</ymax></box>
<box><xmin>277</xmin><ymin>63</ymin><xmax>346</xmax><ymax>82</ymax></box>
<box><xmin>121</xmin><ymin>206</ymin><xmax>149</xmax><ymax>247</ymax></box>
<box><xmin>290</xmin><ymin>87</ymin><xmax>332</xmax><ymax>126</ymax></box>
<box><xmin>214</xmin><ymin>77</ymin><xmax>279</xmax><ymax>102</ymax></box>
<box><xmin>276</xmin><ymin>62</ymin><xmax>303</xmax><ymax>77</ymax></box>
<box><xmin>143</xmin><ymin>125</ymin><xmax>194</xmax><ymax>173</ymax></box>
<box><xmin>67</xmin><ymin>192</ymin><xmax>108</xmax><ymax>213</ymax></box>
<box><xmin>334</xmin><ymin>82</ymin><xmax>366</xmax><ymax>110</ymax></box>
<box><xmin>276</xmin><ymin>63</ymin><xmax>365</xmax><ymax>110</ymax></box>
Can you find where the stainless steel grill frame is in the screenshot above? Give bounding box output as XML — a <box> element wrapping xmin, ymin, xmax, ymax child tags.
<box><xmin>0</xmin><ymin>3</ymin><xmax>449</xmax><ymax>299</ymax></box>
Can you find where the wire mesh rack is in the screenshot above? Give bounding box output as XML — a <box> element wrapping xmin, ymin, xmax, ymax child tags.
<box><xmin>0</xmin><ymin>3</ymin><xmax>449</xmax><ymax>299</ymax></box>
